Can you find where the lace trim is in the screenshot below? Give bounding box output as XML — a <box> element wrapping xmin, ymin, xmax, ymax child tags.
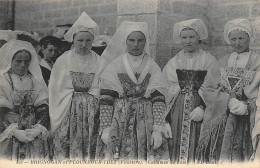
<box><xmin>220</xmin><ymin>67</ymin><xmax>255</xmax><ymax>98</ymax></box>
<box><xmin>0</xmin><ymin>123</ymin><xmax>18</xmax><ymax>142</ymax></box>
<box><xmin>70</xmin><ymin>51</ymin><xmax>95</xmax><ymax>73</ymax></box>
<box><xmin>153</xmin><ymin>102</ymin><xmax>166</xmax><ymax>126</ymax></box>
<box><xmin>228</xmin><ymin>25</ymin><xmax>253</xmax><ymax>41</ymax></box>
<box><xmin>32</xmin><ymin>124</ymin><xmax>49</xmax><ymax>140</ymax></box>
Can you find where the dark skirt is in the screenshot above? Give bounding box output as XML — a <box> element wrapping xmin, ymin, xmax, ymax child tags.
<box><xmin>168</xmin><ymin>91</ymin><xmax>202</xmax><ymax>163</ymax></box>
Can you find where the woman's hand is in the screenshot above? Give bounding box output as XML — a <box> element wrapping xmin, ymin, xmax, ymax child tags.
<box><xmin>101</xmin><ymin>127</ymin><xmax>111</xmax><ymax>145</ymax></box>
<box><xmin>230</xmin><ymin>101</ymin><xmax>248</xmax><ymax>115</ymax></box>
<box><xmin>190</xmin><ymin>106</ymin><xmax>204</xmax><ymax>122</ymax></box>
<box><xmin>25</xmin><ymin>129</ymin><xmax>42</xmax><ymax>139</ymax></box>
<box><xmin>151</xmin><ymin>126</ymin><xmax>163</xmax><ymax>149</ymax></box>
<box><xmin>228</xmin><ymin>98</ymin><xmax>240</xmax><ymax>109</ymax></box>
<box><xmin>13</xmin><ymin>129</ymin><xmax>34</xmax><ymax>143</ymax></box>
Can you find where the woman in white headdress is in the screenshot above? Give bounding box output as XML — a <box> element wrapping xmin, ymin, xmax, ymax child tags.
<box><xmin>162</xmin><ymin>18</ymin><xmax>216</xmax><ymax>163</ymax></box>
<box><xmin>0</xmin><ymin>40</ymin><xmax>50</xmax><ymax>161</ymax></box>
<box><xmin>49</xmin><ymin>12</ymin><xmax>104</xmax><ymax>160</ymax></box>
<box><xmin>196</xmin><ymin>19</ymin><xmax>260</xmax><ymax>163</ymax></box>
<box><xmin>95</xmin><ymin>21</ymin><xmax>169</xmax><ymax>161</ymax></box>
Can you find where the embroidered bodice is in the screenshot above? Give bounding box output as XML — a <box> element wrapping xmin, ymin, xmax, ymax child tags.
<box><xmin>118</xmin><ymin>73</ymin><xmax>151</xmax><ymax>98</ymax></box>
<box><xmin>176</xmin><ymin>69</ymin><xmax>207</xmax><ymax>92</ymax></box>
<box><xmin>220</xmin><ymin>67</ymin><xmax>255</xmax><ymax>99</ymax></box>
<box><xmin>70</xmin><ymin>72</ymin><xmax>95</xmax><ymax>92</ymax></box>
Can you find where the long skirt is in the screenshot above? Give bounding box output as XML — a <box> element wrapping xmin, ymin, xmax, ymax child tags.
<box><xmin>168</xmin><ymin>91</ymin><xmax>202</xmax><ymax>163</ymax></box>
<box><xmin>52</xmin><ymin>92</ymin><xmax>99</xmax><ymax>160</ymax></box>
<box><xmin>196</xmin><ymin>110</ymin><xmax>254</xmax><ymax>163</ymax></box>
<box><xmin>96</xmin><ymin>98</ymin><xmax>169</xmax><ymax>161</ymax></box>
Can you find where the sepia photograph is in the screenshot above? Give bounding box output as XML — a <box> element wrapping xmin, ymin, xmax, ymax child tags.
<box><xmin>0</xmin><ymin>0</ymin><xmax>260</xmax><ymax>168</ymax></box>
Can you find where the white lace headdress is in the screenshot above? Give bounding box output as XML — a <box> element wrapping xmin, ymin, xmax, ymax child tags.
<box><xmin>173</xmin><ymin>18</ymin><xmax>208</xmax><ymax>44</ymax></box>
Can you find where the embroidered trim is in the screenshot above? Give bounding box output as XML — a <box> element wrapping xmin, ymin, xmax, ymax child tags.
<box><xmin>118</xmin><ymin>73</ymin><xmax>151</xmax><ymax>98</ymax></box>
<box><xmin>70</xmin><ymin>72</ymin><xmax>95</xmax><ymax>92</ymax></box>
<box><xmin>0</xmin><ymin>123</ymin><xmax>18</xmax><ymax>142</ymax></box>
<box><xmin>100</xmin><ymin>105</ymin><xmax>113</xmax><ymax>130</ymax></box>
<box><xmin>153</xmin><ymin>102</ymin><xmax>166</xmax><ymax>126</ymax></box>
<box><xmin>32</xmin><ymin>124</ymin><xmax>49</xmax><ymax>140</ymax></box>
<box><xmin>176</xmin><ymin>69</ymin><xmax>207</xmax><ymax>92</ymax></box>
<box><xmin>220</xmin><ymin>67</ymin><xmax>255</xmax><ymax>99</ymax></box>
<box><xmin>179</xmin><ymin>93</ymin><xmax>193</xmax><ymax>164</ymax></box>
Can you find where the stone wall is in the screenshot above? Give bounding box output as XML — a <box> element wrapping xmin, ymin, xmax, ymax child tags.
<box><xmin>12</xmin><ymin>0</ymin><xmax>260</xmax><ymax>68</ymax></box>
<box><xmin>117</xmin><ymin>0</ymin><xmax>158</xmax><ymax>59</ymax></box>
<box><xmin>156</xmin><ymin>0</ymin><xmax>209</xmax><ymax>68</ymax></box>
<box><xmin>15</xmin><ymin>0</ymin><xmax>117</xmax><ymax>37</ymax></box>
<box><xmin>208</xmin><ymin>0</ymin><xmax>260</xmax><ymax>60</ymax></box>
<box><xmin>0</xmin><ymin>1</ymin><xmax>14</xmax><ymax>30</ymax></box>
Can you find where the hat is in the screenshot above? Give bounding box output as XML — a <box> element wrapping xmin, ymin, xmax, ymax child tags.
<box><xmin>64</xmin><ymin>12</ymin><xmax>99</xmax><ymax>42</ymax></box>
<box><xmin>173</xmin><ymin>18</ymin><xmax>208</xmax><ymax>44</ymax></box>
<box><xmin>224</xmin><ymin>18</ymin><xmax>255</xmax><ymax>45</ymax></box>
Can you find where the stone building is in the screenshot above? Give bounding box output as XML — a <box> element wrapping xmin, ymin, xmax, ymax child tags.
<box><xmin>0</xmin><ymin>0</ymin><xmax>260</xmax><ymax>68</ymax></box>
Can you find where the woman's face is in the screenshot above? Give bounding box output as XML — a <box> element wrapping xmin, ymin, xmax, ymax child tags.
<box><xmin>229</xmin><ymin>30</ymin><xmax>250</xmax><ymax>54</ymax></box>
<box><xmin>180</xmin><ymin>28</ymin><xmax>200</xmax><ymax>53</ymax></box>
<box><xmin>11</xmin><ymin>50</ymin><xmax>31</xmax><ymax>76</ymax></box>
<box><xmin>126</xmin><ymin>31</ymin><xmax>146</xmax><ymax>56</ymax></box>
<box><xmin>73</xmin><ymin>31</ymin><xmax>94</xmax><ymax>55</ymax></box>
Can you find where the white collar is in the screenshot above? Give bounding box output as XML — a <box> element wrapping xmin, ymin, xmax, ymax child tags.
<box><xmin>40</xmin><ymin>59</ymin><xmax>52</xmax><ymax>71</ymax></box>
<box><xmin>122</xmin><ymin>53</ymin><xmax>151</xmax><ymax>85</ymax></box>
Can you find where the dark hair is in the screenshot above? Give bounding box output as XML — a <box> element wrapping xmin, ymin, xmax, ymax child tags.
<box><xmin>39</xmin><ymin>36</ymin><xmax>61</xmax><ymax>49</ymax></box>
<box><xmin>12</xmin><ymin>49</ymin><xmax>32</xmax><ymax>61</ymax></box>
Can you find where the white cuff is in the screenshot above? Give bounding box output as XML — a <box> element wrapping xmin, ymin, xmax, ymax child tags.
<box><xmin>153</xmin><ymin>125</ymin><xmax>165</xmax><ymax>132</ymax></box>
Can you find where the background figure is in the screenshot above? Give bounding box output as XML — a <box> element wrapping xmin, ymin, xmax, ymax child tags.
<box><xmin>196</xmin><ymin>19</ymin><xmax>260</xmax><ymax>163</ymax></box>
<box><xmin>91</xmin><ymin>35</ymin><xmax>112</xmax><ymax>56</ymax></box>
<box><xmin>49</xmin><ymin>12</ymin><xmax>103</xmax><ymax>160</ymax></box>
<box><xmin>96</xmin><ymin>21</ymin><xmax>169</xmax><ymax>161</ymax></box>
<box><xmin>52</xmin><ymin>24</ymin><xmax>73</xmax><ymax>56</ymax></box>
<box><xmin>163</xmin><ymin>18</ymin><xmax>216</xmax><ymax>164</ymax></box>
<box><xmin>0</xmin><ymin>40</ymin><xmax>50</xmax><ymax>161</ymax></box>
<box><xmin>39</xmin><ymin>36</ymin><xmax>61</xmax><ymax>85</ymax></box>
